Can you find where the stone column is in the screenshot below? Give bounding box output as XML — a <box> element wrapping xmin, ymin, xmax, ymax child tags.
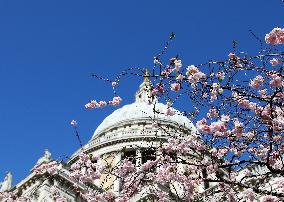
<box><xmin>94</xmin><ymin>154</ymin><xmax>102</xmax><ymax>187</ymax></box>
<box><xmin>113</xmin><ymin>151</ymin><xmax>122</xmax><ymax>195</ymax></box>
<box><xmin>136</xmin><ymin>149</ymin><xmax>142</xmax><ymax>167</ymax></box>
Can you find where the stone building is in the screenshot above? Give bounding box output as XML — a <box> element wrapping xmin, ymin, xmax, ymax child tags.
<box><xmin>0</xmin><ymin>76</ymin><xmax>200</xmax><ymax>201</ymax></box>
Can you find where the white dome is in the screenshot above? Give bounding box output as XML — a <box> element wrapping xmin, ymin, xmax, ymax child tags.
<box><xmin>92</xmin><ymin>102</ymin><xmax>195</xmax><ymax>138</ymax></box>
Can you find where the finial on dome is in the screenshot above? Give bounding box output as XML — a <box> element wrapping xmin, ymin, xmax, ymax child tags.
<box><xmin>135</xmin><ymin>69</ymin><xmax>155</xmax><ymax>103</ymax></box>
<box><xmin>144</xmin><ymin>68</ymin><xmax>150</xmax><ymax>83</ymax></box>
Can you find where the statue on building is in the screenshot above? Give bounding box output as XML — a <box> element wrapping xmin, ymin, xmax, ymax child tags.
<box><xmin>34</xmin><ymin>149</ymin><xmax>52</xmax><ymax>168</ymax></box>
<box><xmin>0</xmin><ymin>172</ymin><xmax>12</xmax><ymax>192</ymax></box>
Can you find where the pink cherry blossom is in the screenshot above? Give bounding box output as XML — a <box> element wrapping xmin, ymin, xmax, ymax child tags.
<box><xmin>221</xmin><ymin>115</ymin><xmax>230</xmax><ymax>122</ymax></box>
<box><xmin>34</xmin><ymin>161</ymin><xmax>58</xmax><ymax>175</ymax></box>
<box><xmin>207</xmin><ymin>108</ymin><xmax>218</xmax><ymax>118</ymax></box>
<box><xmin>85</xmin><ymin>100</ymin><xmax>98</xmax><ymax>109</ymax></box>
<box><xmin>116</xmin><ymin>159</ymin><xmax>135</xmax><ymax>177</ymax></box>
<box><xmin>270</xmin><ymin>73</ymin><xmax>282</xmax><ymax>87</ymax></box>
<box><xmin>170</xmin><ymin>82</ymin><xmax>181</xmax><ymax>92</ymax></box>
<box><xmin>165</xmin><ymin>107</ymin><xmax>176</xmax><ymax>116</ymax></box>
<box><xmin>265</xmin><ymin>27</ymin><xmax>284</xmax><ymax>45</ymax></box>
<box><xmin>155</xmin><ymin>191</ymin><xmax>168</xmax><ymax>202</ymax></box>
<box><xmin>186</xmin><ymin>65</ymin><xmax>199</xmax><ymax>75</ymax></box>
<box><xmin>249</xmin><ymin>75</ymin><xmax>264</xmax><ymax>89</ymax></box>
<box><xmin>172</xmin><ymin>59</ymin><xmax>182</xmax><ymax>72</ymax></box>
<box><xmin>261</xmin><ymin>195</ymin><xmax>279</xmax><ymax>202</ymax></box>
<box><xmin>196</xmin><ymin>118</ymin><xmax>210</xmax><ymax>133</ymax></box>
<box><xmin>228</xmin><ymin>52</ymin><xmax>236</xmax><ymax>60</ymax></box>
<box><xmin>259</xmin><ymin>89</ymin><xmax>267</xmax><ymax>98</ymax></box>
<box><xmin>209</xmin><ymin>120</ymin><xmax>227</xmax><ymax>133</ymax></box>
<box><xmin>210</xmin><ymin>83</ymin><xmax>223</xmax><ymax>100</ymax></box>
<box><xmin>186</xmin><ymin>65</ymin><xmax>206</xmax><ymax>83</ymax></box>
<box><xmin>109</xmin><ymin>96</ymin><xmax>122</xmax><ymax>106</ymax></box>
<box><xmin>270</xmin><ymin>58</ymin><xmax>282</xmax><ymax>66</ymax></box>
<box><xmin>98</xmin><ymin>100</ymin><xmax>107</xmax><ymax>107</ymax></box>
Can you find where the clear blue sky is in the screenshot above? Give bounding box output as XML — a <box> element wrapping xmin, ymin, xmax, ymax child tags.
<box><xmin>0</xmin><ymin>0</ymin><xmax>283</xmax><ymax>185</ymax></box>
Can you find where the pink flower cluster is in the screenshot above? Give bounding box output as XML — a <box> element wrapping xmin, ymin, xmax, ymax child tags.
<box><xmin>265</xmin><ymin>27</ymin><xmax>284</xmax><ymax>45</ymax></box>
<box><xmin>0</xmin><ymin>192</ymin><xmax>27</xmax><ymax>202</ymax></box>
<box><xmin>249</xmin><ymin>75</ymin><xmax>264</xmax><ymax>89</ymax></box>
<box><xmin>186</xmin><ymin>65</ymin><xmax>206</xmax><ymax>83</ymax></box>
<box><xmin>173</xmin><ymin>59</ymin><xmax>182</xmax><ymax>72</ymax></box>
<box><xmin>261</xmin><ymin>195</ymin><xmax>279</xmax><ymax>202</ymax></box>
<box><xmin>165</xmin><ymin>103</ymin><xmax>176</xmax><ymax>116</ymax></box>
<box><xmin>151</xmin><ymin>83</ymin><xmax>165</xmax><ymax>96</ymax></box>
<box><xmin>270</xmin><ymin>58</ymin><xmax>282</xmax><ymax>66</ymax></box>
<box><xmin>141</xmin><ymin>159</ymin><xmax>159</xmax><ymax>171</ymax></box>
<box><xmin>85</xmin><ymin>96</ymin><xmax>122</xmax><ymax>109</ymax></box>
<box><xmin>81</xmin><ymin>189</ymin><xmax>115</xmax><ymax>202</ymax></box>
<box><xmin>0</xmin><ymin>192</ymin><xmax>15</xmax><ymax>202</ymax></box>
<box><xmin>165</xmin><ymin>136</ymin><xmax>204</xmax><ymax>154</ymax></box>
<box><xmin>85</xmin><ymin>100</ymin><xmax>107</xmax><ymax>109</ymax></box>
<box><xmin>259</xmin><ymin>89</ymin><xmax>267</xmax><ymax>98</ymax></box>
<box><xmin>161</xmin><ymin>58</ymin><xmax>182</xmax><ymax>78</ymax></box>
<box><xmin>196</xmin><ymin>118</ymin><xmax>227</xmax><ymax>135</ymax></box>
<box><xmin>49</xmin><ymin>186</ymin><xmax>67</xmax><ymax>202</ymax></box>
<box><xmin>155</xmin><ymin>165</ymin><xmax>201</xmax><ymax>200</ymax></box>
<box><xmin>120</xmin><ymin>173</ymin><xmax>143</xmax><ymax>198</ymax></box>
<box><xmin>232</xmin><ymin>119</ymin><xmax>244</xmax><ymax>137</ymax></box>
<box><xmin>70</xmin><ymin>153</ymin><xmax>101</xmax><ymax>183</ymax></box>
<box><xmin>232</xmin><ymin>93</ymin><xmax>283</xmax><ymax>135</ymax></box>
<box><xmin>273</xmin><ymin>106</ymin><xmax>284</xmax><ymax>132</ymax></box>
<box><xmin>270</xmin><ymin>73</ymin><xmax>283</xmax><ymax>87</ymax></box>
<box><xmin>207</xmin><ymin>108</ymin><xmax>218</xmax><ymax>118</ymax></box>
<box><xmin>210</xmin><ymin>83</ymin><xmax>223</xmax><ymax>100</ymax></box>
<box><xmin>161</xmin><ymin>65</ymin><xmax>171</xmax><ymax>78</ymax></box>
<box><xmin>232</xmin><ymin>93</ymin><xmax>258</xmax><ymax>111</ymax></box>
<box><xmin>170</xmin><ymin>82</ymin><xmax>181</xmax><ymax>92</ymax></box>
<box><xmin>34</xmin><ymin>161</ymin><xmax>58</xmax><ymax>175</ymax></box>
<box><xmin>154</xmin><ymin>164</ymin><xmax>177</xmax><ymax>185</ymax></box>
<box><xmin>109</xmin><ymin>96</ymin><xmax>122</xmax><ymax>106</ymax></box>
<box><xmin>228</xmin><ymin>52</ymin><xmax>237</xmax><ymax>60</ymax></box>
<box><xmin>154</xmin><ymin>191</ymin><xmax>168</xmax><ymax>202</ymax></box>
<box><xmin>116</xmin><ymin>159</ymin><xmax>135</xmax><ymax>177</ymax></box>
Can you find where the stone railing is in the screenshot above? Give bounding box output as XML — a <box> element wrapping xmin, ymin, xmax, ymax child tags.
<box><xmin>88</xmin><ymin>128</ymin><xmax>169</xmax><ymax>149</ymax></box>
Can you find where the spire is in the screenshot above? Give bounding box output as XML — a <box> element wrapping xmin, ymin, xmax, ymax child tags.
<box><xmin>135</xmin><ymin>69</ymin><xmax>156</xmax><ymax>103</ymax></box>
<box><xmin>0</xmin><ymin>172</ymin><xmax>12</xmax><ymax>192</ymax></box>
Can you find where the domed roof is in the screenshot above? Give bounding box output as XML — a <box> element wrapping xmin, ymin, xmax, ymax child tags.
<box><xmin>92</xmin><ymin>102</ymin><xmax>194</xmax><ymax>138</ymax></box>
<box><xmin>91</xmin><ymin>74</ymin><xmax>195</xmax><ymax>139</ymax></box>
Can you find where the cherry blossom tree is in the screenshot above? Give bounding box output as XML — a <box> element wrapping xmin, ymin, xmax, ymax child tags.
<box><xmin>44</xmin><ymin>27</ymin><xmax>283</xmax><ymax>202</ymax></box>
<box><xmin>2</xmin><ymin>20</ymin><xmax>284</xmax><ymax>202</ymax></box>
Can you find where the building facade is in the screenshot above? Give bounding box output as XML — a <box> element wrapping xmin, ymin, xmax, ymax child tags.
<box><xmin>0</xmin><ymin>77</ymin><xmax>201</xmax><ymax>201</ymax></box>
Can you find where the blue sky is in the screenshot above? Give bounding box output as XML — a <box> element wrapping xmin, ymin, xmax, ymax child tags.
<box><xmin>0</xmin><ymin>0</ymin><xmax>283</xmax><ymax>185</ymax></box>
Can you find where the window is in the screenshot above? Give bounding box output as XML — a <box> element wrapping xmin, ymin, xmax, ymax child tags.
<box><xmin>141</xmin><ymin>148</ymin><xmax>156</xmax><ymax>164</ymax></box>
<box><xmin>122</xmin><ymin>149</ymin><xmax>136</xmax><ymax>165</ymax></box>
